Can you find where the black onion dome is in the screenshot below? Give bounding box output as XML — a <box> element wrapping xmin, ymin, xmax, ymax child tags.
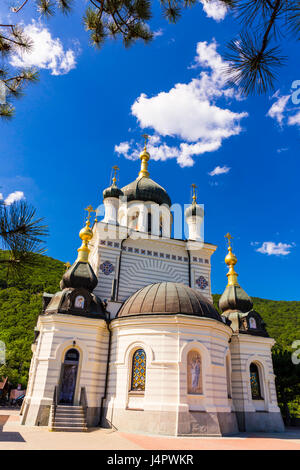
<box><xmin>121</xmin><ymin>177</ymin><xmax>171</xmax><ymax>207</ymax></box>
<box><xmin>185</xmin><ymin>202</ymin><xmax>204</xmax><ymax>218</ymax></box>
<box><xmin>219</xmin><ymin>284</ymin><xmax>253</xmax><ymax>314</ymax></box>
<box><xmin>103</xmin><ymin>182</ymin><xmax>123</xmax><ymax>200</ymax></box>
<box><xmin>117</xmin><ymin>282</ymin><xmax>222</xmax><ymax>322</ymax></box>
<box><xmin>60</xmin><ymin>261</ymin><xmax>98</xmax><ymax>292</ymax></box>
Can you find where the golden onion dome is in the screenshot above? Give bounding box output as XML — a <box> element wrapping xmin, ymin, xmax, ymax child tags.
<box><xmin>225</xmin><ymin>247</ymin><xmax>237</xmax><ymax>267</ymax></box>
<box><xmin>79</xmin><ymin>224</ymin><xmax>93</xmax><ymax>242</ymax></box>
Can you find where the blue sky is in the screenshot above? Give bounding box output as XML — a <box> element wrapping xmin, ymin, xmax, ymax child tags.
<box><xmin>0</xmin><ymin>0</ymin><xmax>299</xmax><ymax>300</ymax></box>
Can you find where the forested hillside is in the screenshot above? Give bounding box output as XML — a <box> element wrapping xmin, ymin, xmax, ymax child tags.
<box><xmin>0</xmin><ymin>252</ymin><xmax>64</xmax><ymax>386</ymax></box>
<box><xmin>0</xmin><ymin>251</ymin><xmax>299</xmax><ymax>420</ymax></box>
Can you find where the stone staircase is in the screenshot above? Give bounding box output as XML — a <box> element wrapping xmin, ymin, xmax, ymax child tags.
<box><xmin>49</xmin><ymin>405</ymin><xmax>88</xmax><ymax>432</ymax></box>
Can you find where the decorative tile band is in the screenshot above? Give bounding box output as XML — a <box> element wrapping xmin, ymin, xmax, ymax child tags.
<box><xmin>99</xmin><ymin>240</ymin><xmax>209</xmax><ymax>264</ymax></box>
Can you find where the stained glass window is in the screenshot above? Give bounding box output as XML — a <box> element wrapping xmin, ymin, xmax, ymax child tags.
<box><xmin>131</xmin><ymin>349</ymin><xmax>146</xmax><ymax>392</ymax></box>
<box><xmin>250</xmin><ymin>363</ymin><xmax>262</xmax><ymax>400</ymax></box>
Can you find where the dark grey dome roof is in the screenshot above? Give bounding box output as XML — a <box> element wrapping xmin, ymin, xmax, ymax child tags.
<box><xmin>121</xmin><ymin>176</ymin><xmax>171</xmax><ymax>207</ymax></box>
<box><xmin>219</xmin><ymin>284</ymin><xmax>253</xmax><ymax>313</ymax></box>
<box><xmin>185</xmin><ymin>202</ymin><xmax>204</xmax><ymax>218</ymax></box>
<box><xmin>103</xmin><ymin>182</ymin><xmax>123</xmax><ymax>200</ymax></box>
<box><xmin>117</xmin><ymin>282</ymin><xmax>222</xmax><ymax>322</ymax></box>
<box><xmin>60</xmin><ymin>261</ymin><xmax>98</xmax><ymax>292</ymax></box>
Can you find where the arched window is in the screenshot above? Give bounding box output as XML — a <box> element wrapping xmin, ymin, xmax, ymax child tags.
<box><xmin>131</xmin><ymin>349</ymin><xmax>146</xmax><ymax>392</ymax></box>
<box><xmin>159</xmin><ymin>217</ymin><xmax>163</xmax><ymax>237</ymax></box>
<box><xmin>147</xmin><ymin>212</ymin><xmax>152</xmax><ymax>233</ymax></box>
<box><xmin>250</xmin><ymin>363</ymin><xmax>263</xmax><ymax>400</ymax></box>
<box><xmin>187</xmin><ymin>350</ymin><xmax>202</xmax><ymax>394</ymax></box>
<box><xmin>64</xmin><ymin>348</ymin><xmax>79</xmax><ymax>363</ymax></box>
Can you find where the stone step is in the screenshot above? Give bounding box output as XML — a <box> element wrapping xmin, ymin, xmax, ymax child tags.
<box><xmin>51</xmin><ymin>427</ymin><xmax>88</xmax><ymax>432</ymax></box>
<box><xmin>49</xmin><ymin>405</ymin><xmax>88</xmax><ymax>432</ymax></box>
<box><xmin>54</xmin><ymin>416</ymin><xmax>85</xmax><ymax>422</ymax></box>
<box><xmin>55</xmin><ymin>411</ymin><xmax>85</xmax><ymax>417</ymax></box>
<box><xmin>56</xmin><ymin>405</ymin><xmax>83</xmax><ymax>409</ymax></box>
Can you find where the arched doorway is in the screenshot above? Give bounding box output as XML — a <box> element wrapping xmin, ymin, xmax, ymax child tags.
<box><xmin>58</xmin><ymin>348</ymin><xmax>80</xmax><ymax>405</ymax></box>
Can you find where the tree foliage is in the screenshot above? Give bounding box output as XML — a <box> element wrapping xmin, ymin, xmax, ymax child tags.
<box><xmin>0</xmin><ymin>0</ymin><xmax>299</xmax><ymax>118</ymax></box>
<box><xmin>0</xmin><ymin>251</ymin><xmax>65</xmax><ymax>387</ymax></box>
<box><xmin>0</xmin><ymin>200</ymin><xmax>48</xmax><ymax>278</ymax></box>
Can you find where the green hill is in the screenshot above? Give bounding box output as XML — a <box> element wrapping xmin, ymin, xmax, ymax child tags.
<box><xmin>213</xmin><ymin>294</ymin><xmax>300</xmax><ymax>350</ymax></box>
<box><xmin>0</xmin><ymin>252</ymin><xmax>299</xmax><ymax>421</ymax></box>
<box><xmin>0</xmin><ymin>251</ymin><xmax>65</xmax><ymax>387</ymax></box>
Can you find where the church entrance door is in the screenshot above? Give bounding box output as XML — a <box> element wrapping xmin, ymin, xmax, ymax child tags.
<box><xmin>58</xmin><ymin>349</ymin><xmax>79</xmax><ymax>405</ymax></box>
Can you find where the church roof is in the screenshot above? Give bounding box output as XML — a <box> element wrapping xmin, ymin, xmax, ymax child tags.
<box><xmin>117</xmin><ymin>282</ymin><xmax>222</xmax><ymax>321</ymax></box>
<box><xmin>219</xmin><ymin>234</ymin><xmax>253</xmax><ymax>314</ymax></box>
<box><xmin>103</xmin><ymin>182</ymin><xmax>123</xmax><ymax>200</ymax></box>
<box><xmin>60</xmin><ymin>261</ymin><xmax>98</xmax><ymax>292</ymax></box>
<box><xmin>121</xmin><ymin>176</ymin><xmax>171</xmax><ymax>207</ymax></box>
<box><xmin>219</xmin><ymin>284</ymin><xmax>253</xmax><ymax>313</ymax></box>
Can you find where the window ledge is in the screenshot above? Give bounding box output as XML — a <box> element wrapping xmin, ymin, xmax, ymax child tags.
<box><xmin>128</xmin><ymin>391</ymin><xmax>145</xmax><ymax>397</ymax></box>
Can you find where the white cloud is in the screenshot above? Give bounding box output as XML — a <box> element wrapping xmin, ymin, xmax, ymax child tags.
<box><xmin>10</xmin><ymin>21</ymin><xmax>77</xmax><ymax>75</ymax></box>
<box><xmin>200</xmin><ymin>0</ymin><xmax>228</xmax><ymax>22</ymax></box>
<box><xmin>256</xmin><ymin>241</ymin><xmax>293</xmax><ymax>256</ymax></box>
<box><xmin>208</xmin><ymin>165</ymin><xmax>231</xmax><ymax>176</ymax></box>
<box><xmin>115</xmin><ymin>141</ymin><xmax>131</xmax><ymax>158</ymax></box>
<box><xmin>3</xmin><ymin>191</ymin><xmax>25</xmax><ymax>205</ymax></box>
<box><xmin>267</xmin><ymin>93</ymin><xmax>290</xmax><ymax>124</ymax></box>
<box><xmin>288</xmin><ymin>111</ymin><xmax>300</xmax><ymax>127</ymax></box>
<box><xmin>116</xmin><ymin>40</ymin><xmax>248</xmax><ymax>167</ymax></box>
<box><xmin>153</xmin><ymin>29</ymin><xmax>163</xmax><ymax>38</ymax></box>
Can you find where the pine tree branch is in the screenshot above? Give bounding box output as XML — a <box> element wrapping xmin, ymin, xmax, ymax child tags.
<box><xmin>11</xmin><ymin>0</ymin><xmax>30</xmax><ymax>14</ymax></box>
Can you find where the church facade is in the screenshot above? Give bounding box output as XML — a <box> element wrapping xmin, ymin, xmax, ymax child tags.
<box><xmin>20</xmin><ymin>144</ymin><xmax>284</xmax><ymax>435</ymax></box>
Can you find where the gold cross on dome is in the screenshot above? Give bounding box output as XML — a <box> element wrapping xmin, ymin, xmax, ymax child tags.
<box><xmin>64</xmin><ymin>261</ymin><xmax>71</xmax><ymax>271</ymax></box>
<box><xmin>112</xmin><ymin>165</ymin><xmax>119</xmax><ymax>184</ymax></box>
<box><xmin>142</xmin><ymin>134</ymin><xmax>149</xmax><ymax>149</ymax></box>
<box><xmin>225</xmin><ymin>232</ymin><xmax>233</xmax><ymax>247</ymax></box>
<box><xmin>85</xmin><ymin>205</ymin><xmax>96</xmax><ymax>223</ymax></box>
<box><xmin>191</xmin><ymin>183</ymin><xmax>197</xmax><ymax>203</ymax></box>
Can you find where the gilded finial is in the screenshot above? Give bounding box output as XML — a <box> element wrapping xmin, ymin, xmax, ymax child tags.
<box><xmin>77</xmin><ymin>206</ymin><xmax>95</xmax><ymax>263</ymax></box>
<box><xmin>64</xmin><ymin>261</ymin><xmax>71</xmax><ymax>271</ymax></box>
<box><xmin>139</xmin><ymin>134</ymin><xmax>150</xmax><ymax>179</ymax></box>
<box><xmin>191</xmin><ymin>184</ymin><xmax>197</xmax><ymax>204</ymax></box>
<box><xmin>224</xmin><ymin>233</ymin><xmax>239</xmax><ymax>286</ymax></box>
<box><xmin>112</xmin><ymin>165</ymin><xmax>119</xmax><ymax>185</ymax></box>
<box><xmin>142</xmin><ymin>134</ymin><xmax>149</xmax><ymax>150</ymax></box>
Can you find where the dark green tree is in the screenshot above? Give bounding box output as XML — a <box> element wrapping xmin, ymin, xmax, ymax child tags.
<box><xmin>272</xmin><ymin>346</ymin><xmax>300</xmax><ymax>424</ymax></box>
<box><xmin>0</xmin><ymin>0</ymin><xmax>299</xmax><ymax>118</ymax></box>
<box><xmin>0</xmin><ymin>20</ymin><xmax>38</xmax><ymax>119</ymax></box>
<box><xmin>0</xmin><ymin>200</ymin><xmax>48</xmax><ymax>278</ymax></box>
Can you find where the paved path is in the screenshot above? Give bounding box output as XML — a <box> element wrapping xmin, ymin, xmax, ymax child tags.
<box><xmin>1</xmin><ymin>409</ymin><xmax>300</xmax><ymax>450</ymax></box>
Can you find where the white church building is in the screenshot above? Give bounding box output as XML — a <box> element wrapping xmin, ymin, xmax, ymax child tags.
<box><xmin>20</xmin><ymin>143</ymin><xmax>284</xmax><ymax>435</ymax></box>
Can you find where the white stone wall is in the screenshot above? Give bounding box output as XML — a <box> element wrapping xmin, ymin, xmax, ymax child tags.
<box><xmin>230</xmin><ymin>334</ymin><xmax>280</xmax><ymax>414</ymax></box>
<box><xmin>21</xmin><ymin>314</ymin><xmax>109</xmax><ymax>426</ymax></box>
<box><xmin>89</xmin><ymin>222</ymin><xmax>216</xmax><ymax>304</ymax></box>
<box><xmin>103</xmin><ymin>315</ymin><xmax>233</xmax><ymax>435</ymax></box>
